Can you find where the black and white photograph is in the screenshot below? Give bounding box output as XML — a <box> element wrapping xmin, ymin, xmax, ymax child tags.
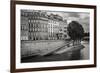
<box><xmin>11</xmin><ymin>1</ymin><xmax>96</xmax><ymax>72</ymax></box>
<box><xmin>21</xmin><ymin>10</ymin><xmax>90</xmax><ymax>63</ymax></box>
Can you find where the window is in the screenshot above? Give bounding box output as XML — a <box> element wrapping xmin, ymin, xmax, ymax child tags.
<box><xmin>60</xmin><ymin>29</ymin><xmax>62</xmax><ymax>31</ymax></box>
<box><xmin>64</xmin><ymin>30</ymin><xmax>67</xmax><ymax>32</ymax></box>
<box><xmin>64</xmin><ymin>27</ymin><xmax>67</xmax><ymax>29</ymax></box>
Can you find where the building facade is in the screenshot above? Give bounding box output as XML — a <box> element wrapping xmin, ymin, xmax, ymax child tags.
<box><xmin>21</xmin><ymin>10</ymin><xmax>68</xmax><ymax>40</ymax></box>
<box><xmin>21</xmin><ymin>10</ymin><xmax>29</xmax><ymax>40</ymax></box>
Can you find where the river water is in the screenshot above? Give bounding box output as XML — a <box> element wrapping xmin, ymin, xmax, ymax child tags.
<box><xmin>81</xmin><ymin>41</ymin><xmax>89</xmax><ymax>60</ymax></box>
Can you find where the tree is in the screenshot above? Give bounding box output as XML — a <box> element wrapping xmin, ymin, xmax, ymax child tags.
<box><xmin>67</xmin><ymin>21</ymin><xmax>84</xmax><ymax>45</ymax></box>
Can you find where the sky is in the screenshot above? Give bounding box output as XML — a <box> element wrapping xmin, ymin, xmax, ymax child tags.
<box><xmin>47</xmin><ymin>11</ymin><xmax>90</xmax><ymax>33</ymax></box>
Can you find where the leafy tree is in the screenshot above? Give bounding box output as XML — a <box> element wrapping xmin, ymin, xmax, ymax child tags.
<box><xmin>67</xmin><ymin>21</ymin><xmax>84</xmax><ymax>45</ymax></box>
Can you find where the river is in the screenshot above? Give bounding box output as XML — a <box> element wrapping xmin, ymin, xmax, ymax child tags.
<box><xmin>80</xmin><ymin>41</ymin><xmax>89</xmax><ymax>60</ymax></box>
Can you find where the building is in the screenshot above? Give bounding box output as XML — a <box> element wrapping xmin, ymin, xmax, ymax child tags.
<box><xmin>21</xmin><ymin>10</ymin><xmax>29</xmax><ymax>40</ymax></box>
<box><xmin>28</xmin><ymin>10</ymin><xmax>48</xmax><ymax>40</ymax></box>
<box><xmin>48</xmin><ymin>14</ymin><xmax>60</xmax><ymax>40</ymax></box>
<box><xmin>59</xmin><ymin>20</ymin><xmax>68</xmax><ymax>39</ymax></box>
<box><xmin>21</xmin><ymin>10</ymin><xmax>68</xmax><ymax>41</ymax></box>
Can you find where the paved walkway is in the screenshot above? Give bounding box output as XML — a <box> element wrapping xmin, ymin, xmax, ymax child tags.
<box><xmin>21</xmin><ymin>44</ymin><xmax>84</xmax><ymax>63</ymax></box>
<box><xmin>21</xmin><ymin>40</ymin><xmax>68</xmax><ymax>58</ymax></box>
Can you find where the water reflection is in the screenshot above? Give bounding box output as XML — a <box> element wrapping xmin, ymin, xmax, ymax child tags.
<box><xmin>80</xmin><ymin>41</ymin><xmax>89</xmax><ymax>60</ymax></box>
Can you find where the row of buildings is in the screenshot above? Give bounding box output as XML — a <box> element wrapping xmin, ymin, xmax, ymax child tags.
<box><xmin>21</xmin><ymin>10</ymin><xmax>69</xmax><ymax>40</ymax></box>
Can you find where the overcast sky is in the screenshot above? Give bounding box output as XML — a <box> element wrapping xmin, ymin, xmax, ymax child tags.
<box><xmin>47</xmin><ymin>11</ymin><xmax>90</xmax><ymax>33</ymax></box>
